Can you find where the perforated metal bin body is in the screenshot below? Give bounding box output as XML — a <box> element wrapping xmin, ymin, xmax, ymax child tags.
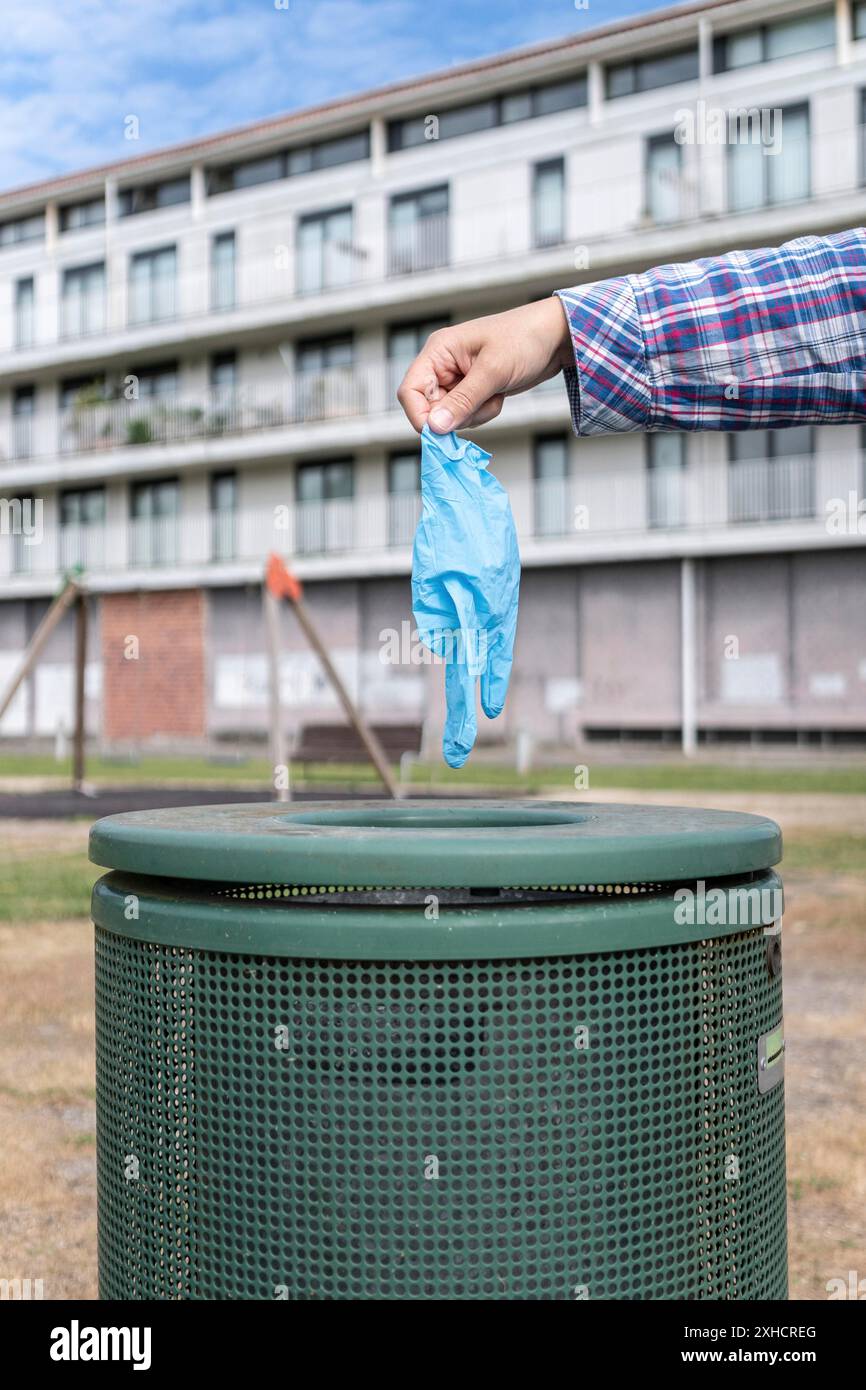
<box><xmin>89</xmin><ymin>800</ymin><xmax>788</xmax><ymax>1301</ymax></box>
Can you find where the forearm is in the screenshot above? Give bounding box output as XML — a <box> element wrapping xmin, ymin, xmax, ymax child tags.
<box><xmin>556</xmin><ymin>227</ymin><xmax>866</xmax><ymax>434</ymax></box>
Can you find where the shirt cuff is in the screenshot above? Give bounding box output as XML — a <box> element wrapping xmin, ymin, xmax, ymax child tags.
<box><xmin>555</xmin><ymin>278</ymin><xmax>653</xmax><ymax>435</ymax></box>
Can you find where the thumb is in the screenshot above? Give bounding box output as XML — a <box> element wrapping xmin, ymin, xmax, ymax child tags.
<box><xmin>428</xmin><ymin>354</ymin><xmax>505</xmax><ymax>433</ymax></box>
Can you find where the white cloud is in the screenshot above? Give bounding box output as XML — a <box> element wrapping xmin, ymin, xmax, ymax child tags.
<box><xmin>0</xmin><ymin>0</ymin><xmax>614</xmax><ymax>191</ymax></box>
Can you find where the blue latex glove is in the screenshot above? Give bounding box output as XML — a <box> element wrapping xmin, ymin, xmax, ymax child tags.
<box><xmin>412</xmin><ymin>424</ymin><xmax>520</xmax><ymax>768</ymax></box>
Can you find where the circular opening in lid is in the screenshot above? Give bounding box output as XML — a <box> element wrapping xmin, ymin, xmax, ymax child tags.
<box><xmin>279</xmin><ymin>806</ymin><xmax>591</xmax><ymax>831</ymax></box>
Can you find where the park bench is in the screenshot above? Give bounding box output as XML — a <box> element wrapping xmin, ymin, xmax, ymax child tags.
<box><xmin>291</xmin><ymin>721</ymin><xmax>424</xmax><ymax>774</ymax></box>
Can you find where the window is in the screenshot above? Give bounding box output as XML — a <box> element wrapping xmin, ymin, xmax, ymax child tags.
<box><xmin>12</xmin><ymin>385</ymin><xmax>35</xmax><ymax>460</ymax></box>
<box><xmin>296</xmin><ymin>335</ymin><xmax>354</xmax><ymax>373</ymax></box>
<box><xmin>295</xmin><ymin>335</ymin><xmax>357</xmax><ymax>421</ymax></box>
<box><xmin>387</xmin><ymin>316</ymin><xmax>449</xmax><ymax>394</ymax></box>
<box><xmin>646</xmin><ymin>134</ymin><xmax>682</xmax><ymax>223</ymax></box>
<box><xmin>210</xmin><ymin>351</ymin><xmax>237</xmax><ymax>389</ymax></box>
<box><xmin>206</xmin><ymin>354</ymin><xmax>238</xmax><ymax>435</ymax></box>
<box><xmin>388</xmin><ymin>450</ymin><xmax>421</xmax><ymax>545</ymax></box>
<box><xmin>210</xmin><ymin>471</ymin><xmax>237</xmax><ymax>561</ymax></box>
<box><xmin>132</xmin><ymin>361</ymin><xmax>179</xmax><ymax>398</ymax></box>
<box><xmin>292</xmin><ymin>131</ymin><xmax>370</xmax><ymax>173</ymax></box>
<box><xmin>437</xmin><ymin>100</ymin><xmax>499</xmax><ymax>140</ymax></box>
<box><xmin>14</xmin><ymin>277</ymin><xmax>34</xmax><ymax>348</ymax></box>
<box><xmin>118</xmin><ymin>177</ymin><xmax>190</xmax><ymax>217</ymax></box>
<box><xmin>728</xmin><ymin>103</ymin><xmax>809</xmax><ymax>211</ymax></box>
<box><xmin>124</xmin><ymin>364</ymin><xmax>178</xmax><ymax>446</ymax></box>
<box><xmin>61</xmin><ymin>262</ymin><xmax>105</xmax><ymax>338</ymax></box>
<box><xmin>60</xmin><ymin>375</ymin><xmax>107</xmax><ymax>411</ymax></box>
<box><xmin>387</xmin><ymin>76</ymin><xmax>587</xmax><ymax>150</ymax></box>
<box><xmin>647</xmin><ymin>434</ymin><xmax>686</xmax><ymax>528</ymax></box>
<box><xmin>295</xmin><ymin>458</ymin><xmax>354</xmax><ymax>553</ymax></box>
<box><xmin>533</xmin><ymin>158</ymin><xmax>565</xmax><ymax>248</ymax></box>
<box><xmin>533</xmin><ymin>435</ymin><xmax>570</xmax><ymax>536</ymax></box>
<box><xmin>130</xmin><ymin>477</ymin><xmax>180</xmax><ymax>565</ymax></box>
<box><xmin>728</xmin><ymin>428</ymin><xmax>814</xmax><ymax>522</ymax></box>
<box><xmin>856</xmin><ymin>0</ymin><xmax>866</xmax><ymax>40</ymax></box>
<box><xmin>59</xmin><ymin>486</ymin><xmax>105</xmax><ymax>568</ymax></box>
<box><xmin>61</xmin><ymin>486</ymin><xmax>106</xmax><ymax>527</ymax></box>
<box><xmin>211</xmin><ymin>230</ymin><xmax>235</xmax><ymax>310</ymax></box>
<box><xmin>59</xmin><ymin>197</ymin><xmax>106</xmax><ymax>232</ymax></box>
<box><xmin>228</xmin><ymin>154</ymin><xmax>284</xmax><ymax>191</ymax></box>
<box><xmin>59</xmin><ymin>375</ymin><xmax>108</xmax><ymax>453</ymax></box>
<box><xmin>0</xmin><ymin>213</ymin><xmax>44</xmax><ymax>248</ymax></box>
<box><xmin>296</xmin><ymin>207</ymin><xmax>355</xmax><ymax>294</ymax></box>
<box><xmin>206</xmin><ymin>131</ymin><xmax>369</xmax><ymax>194</ymax></box>
<box><xmin>605</xmin><ymin>47</ymin><xmax>699</xmax><ymax>99</ymax></box>
<box><xmin>714</xmin><ymin>8</ymin><xmax>835</xmax><ymax>71</ymax></box>
<box><xmin>388</xmin><ymin>186</ymin><xmax>449</xmax><ymax>275</ymax></box>
<box><xmin>128</xmin><ymin>245</ymin><xmax>177</xmax><ymax>323</ymax></box>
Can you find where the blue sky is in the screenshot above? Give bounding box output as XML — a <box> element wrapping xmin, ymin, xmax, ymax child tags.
<box><xmin>0</xmin><ymin>0</ymin><xmax>681</xmax><ymax>193</ymax></box>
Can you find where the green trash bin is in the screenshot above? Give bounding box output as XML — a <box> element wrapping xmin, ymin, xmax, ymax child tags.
<box><xmin>89</xmin><ymin>799</ymin><xmax>787</xmax><ymax>1301</ymax></box>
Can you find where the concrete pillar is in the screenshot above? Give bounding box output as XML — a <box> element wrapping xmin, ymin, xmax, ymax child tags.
<box><xmin>104</xmin><ymin>178</ymin><xmax>120</xmax><ymax>333</ymax></box>
<box><xmin>587</xmin><ymin>62</ymin><xmax>604</xmax><ymax>127</ymax></box>
<box><xmin>837</xmin><ymin>0</ymin><xmax>853</xmax><ymax>64</ymax></box>
<box><xmin>698</xmin><ymin>17</ymin><xmax>714</xmax><ymax>82</ymax></box>
<box><xmin>681</xmin><ymin>557</ymin><xmax>697</xmax><ymax>756</ymax></box>
<box><xmin>190</xmin><ymin>162</ymin><xmax>207</xmax><ymax>219</ymax></box>
<box><xmin>370</xmin><ymin>117</ymin><xmax>387</xmax><ymax>177</ymax></box>
<box><xmin>44</xmin><ymin>201</ymin><xmax>59</xmax><ymax>254</ymax></box>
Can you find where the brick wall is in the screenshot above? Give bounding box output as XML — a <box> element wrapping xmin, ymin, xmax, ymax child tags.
<box><xmin>101</xmin><ymin>589</ymin><xmax>206</xmax><ymax>741</ymax></box>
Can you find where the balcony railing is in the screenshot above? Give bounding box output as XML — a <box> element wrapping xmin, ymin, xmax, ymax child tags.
<box><xmin>2</xmin><ymin>452</ymin><xmax>860</xmax><ymax>585</ymax></box>
<box><xmin>0</xmin><ymin>367</ymin><xmax>563</xmax><ymax>464</ymax></box>
<box><xmin>388</xmin><ymin>213</ymin><xmax>450</xmax><ymax>276</ymax></box>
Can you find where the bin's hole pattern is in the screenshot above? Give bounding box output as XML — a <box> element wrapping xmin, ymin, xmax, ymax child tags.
<box><xmin>95</xmin><ymin>926</ymin><xmax>787</xmax><ymax>1301</ymax></box>
<box><xmin>214</xmin><ymin>881</ymin><xmax>666</xmax><ymax>906</ymax></box>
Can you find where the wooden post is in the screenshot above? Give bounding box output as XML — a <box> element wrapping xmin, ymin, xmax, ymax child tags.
<box><xmin>0</xmin><ymin>576</ymin><xmax>81</xmax><ymax>724</ymax></box>
<box><xmin>72</xmin><ymin>593</ymin><xmax>87</xmax><ymax>793</ymax></box>
<box><xmin>265</xmin><ymin>554</ymin><xmax>400</xmax><ymax>800</ymax></box>
<box><xmin>263</xmin><ymin>585</ymin><xmax>290</xmax><ymax>802</ymax></box>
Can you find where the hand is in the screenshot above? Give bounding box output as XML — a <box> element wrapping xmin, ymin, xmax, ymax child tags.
<box><xmin>397</xmin><ymin>297</ymin><xmax>573</xmax><ymax>433</ymax></box>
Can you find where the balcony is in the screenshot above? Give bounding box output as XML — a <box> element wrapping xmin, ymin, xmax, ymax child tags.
<box><xmin>2</xmin><ymin>451</ymin><xmax>861</xmax><ymax>592</ymax></box>
<box><xmin>0</xmin><ymin>367</ymin><xmax>564</xmax><ymax>473</ymax></box>
<box><xmin>387</xmin><ymin>213</ymin><xmax>450</xmax><ymax>277</ymax></box>
<box><xmin>6</xmin><ymin>121</ymin><xmax>858</xmax><ymax>370</ymax></box>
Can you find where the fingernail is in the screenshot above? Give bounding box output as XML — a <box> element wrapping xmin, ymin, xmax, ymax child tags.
<box><xmin>429</xmin><ymin>407</ymin><xmax>454</xmax><ymax>432</ymax></box>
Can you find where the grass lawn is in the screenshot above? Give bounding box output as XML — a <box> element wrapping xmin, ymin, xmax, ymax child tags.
<box><xmin>0</xmin><ymin>841</ymin><xmax>100</xmax><ymax>923</ymax></box>
<box><xmin>3</xmin><ymin>752</ymin><xmax>866</xmax><ymax>795</ymax></box>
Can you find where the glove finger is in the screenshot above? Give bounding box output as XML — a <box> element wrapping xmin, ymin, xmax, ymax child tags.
<box><xmin>480</xmin><ymin>631</ymin><xmax>513</xmax><ymax>719</ymax></box>
<box><xmin>442</xmin><ymin>576</ymin><xmax>485</xmax><ymax>677</ymax></box>
<box><xmin>443</xmin><ymin>659</ymin><xmax>477</xmax><ymax>769</ymax></box>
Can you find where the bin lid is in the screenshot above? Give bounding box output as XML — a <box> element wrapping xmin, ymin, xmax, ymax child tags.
<box><xmin>89</xmin><ymin>799</ymin><xmax>782</xmax><ymax>888</ymax></box>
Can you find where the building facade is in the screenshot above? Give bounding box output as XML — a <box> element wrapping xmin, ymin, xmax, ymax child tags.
<box><xmin>1</xmin><ymin>0</ymin><xmax>865</xmax><ymax>753</ymax></box>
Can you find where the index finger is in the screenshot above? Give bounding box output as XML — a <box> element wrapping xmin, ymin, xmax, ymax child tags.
<box><xmin>396</xmin><ymin>351</ymin><xmax>444</xmax><ymax>433</ymax></box>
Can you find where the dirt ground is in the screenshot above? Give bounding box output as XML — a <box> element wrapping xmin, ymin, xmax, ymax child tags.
<box><xmin>0</xmin><ymin>800</ymin><xmax>864</xmax><ymax>1301</ymax></box>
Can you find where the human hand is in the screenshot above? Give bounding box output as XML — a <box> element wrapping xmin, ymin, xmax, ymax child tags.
<box><xmin>397</xmin><ymin>297</ymin><xmax>573</xmax><ymax>433</ymax></box>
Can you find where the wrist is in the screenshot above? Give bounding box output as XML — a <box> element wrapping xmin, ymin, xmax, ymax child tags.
<box><xmin>550</xmin><ymin>293</ymin><xmax>574</xmax><ymax>371</ymax></box>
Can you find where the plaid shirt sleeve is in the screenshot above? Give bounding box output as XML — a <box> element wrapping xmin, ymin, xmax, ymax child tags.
<box><xmin>555</xmin><ymin>227</ymin><xmax>866</xmax><ymax>434</ymax></box>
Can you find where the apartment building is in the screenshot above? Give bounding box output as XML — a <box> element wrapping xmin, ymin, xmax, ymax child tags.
<box><xmin>1</xmin><ymin>0</ymin><xmax>865</xmax><ymax>753</ymax></box>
